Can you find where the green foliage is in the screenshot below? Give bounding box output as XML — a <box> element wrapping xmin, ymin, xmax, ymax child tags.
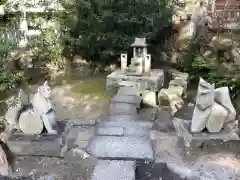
<box><xmin>182</xmin><ymin>47</ymin><xmax>240</xmax><ymax>100</ymax></box>
<box><xmin>0</xmin><ymin>33</ymin><xmax>23</xmax><ymax>92</ymax></box>
<box><xmin>60</xmin><ymin>0</ymin><xmax>173</xmax><ymax>64</ymax></box>
<box><xmin>30</xmin><ymin>24</ymin><xmax>65</xmax><ymax>68</ymax></box>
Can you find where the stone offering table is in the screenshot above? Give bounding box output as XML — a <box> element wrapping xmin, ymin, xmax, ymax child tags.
<box><xmin>106</xmin><ymin>69</ymin><xmax>164</xmax><ymax>93</ymax></box>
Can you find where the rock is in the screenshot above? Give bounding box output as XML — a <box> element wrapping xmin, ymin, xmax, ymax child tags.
<box><xmin>161</xmin><ymin>52</ymin><xmax>168</xmax><ymax>62</ymax></box>
<box><xmin>206</xmin><ymin>102</ymin><xmax>228</xmax><ymax>133</ymax></box>
<box><xmin>169</xmin><ymin>69</ymin><xmax>189</xmax><ymax>81</ymax></box>
<box><xmin>191</xmin><ymin>78</ymin><xmax>215</xmax><ymax>133</ymax></box>
<box><xmin>91</xmin><ymin>160</ymin><xmax>136</xmax><ymax>180</ymax></box>
<box><xmin>86</xmin><ymin>136</ymin><xmax>154</xmax><ymax>161</ymax></box>
<box><xmin>191</xmin><ymin>4</ymin><xmax>207</xmax><ymax>27</ymax></box>
<box><xmin>203</xmin><ymin>50</ymin><xmax>213</xmax><ymax>58</ymax></box>
<box><xmin>214</xmin><ymin>87</ymin><xmax>236</xmax><ymax>123</ymax></box>
<box><xmin>210</xmin><ymin>36</ymin><xmax>235</xmax><ymax>51</ymax></box>
<box><xmin>177</xmin><ymin>21</ymin><xmax>196</xmax><ymax>51</ymax></box>
<box><xmin>170</xmin><ymin>52</ymin><xmax>179</xmax><ymax>64</ymax></box>
<box><xmin>158</xmin><ymin>86</ymin><xmax>184</xmax><ymax>115</ymax></box>
<box><xmin>169</xmin><ymin>77</ymin><xmax>188</xmax><ymax>98</ymax></box>
<box><xmin>18</xmin><ymin>109</ymin><xmax>44</xmax><ymax>135</ymax></box>
<box><xmin>142</xmin><ymin>90</ymin><xmax>157</xmax><ymax>107</ymax></box>
<box><xmin>231</xmin><ymin>47</ymin><xmax>240</xmax><ymax>65</ymax></box>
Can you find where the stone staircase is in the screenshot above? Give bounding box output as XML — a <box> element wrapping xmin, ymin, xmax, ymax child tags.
<box><xmin>88</xmin><ymin>86</ymin><xmax>154</xmax><ymax>180</ymax></box>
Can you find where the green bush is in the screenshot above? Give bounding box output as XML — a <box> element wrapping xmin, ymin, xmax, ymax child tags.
<box><xmin>0</xmin><ymin>33</ymin><xmax>23</xmax><ymax>93</ymax></box>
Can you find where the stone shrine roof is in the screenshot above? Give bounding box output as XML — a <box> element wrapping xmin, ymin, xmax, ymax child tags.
<box><xmin>131</xmin><ymin>38</ymin><xmax>148</xmax><ymax>47</ymax></box>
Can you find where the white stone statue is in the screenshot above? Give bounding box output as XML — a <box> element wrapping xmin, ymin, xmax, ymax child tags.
<box><xmin>191</xmin><ymin>78</ymin><xmax>237</xmax><ymax>133</ymax></box>
<box><xmin>31</xmin><ymin>81</ymin><xmax>57</xmax><ymax>134</ymax></box>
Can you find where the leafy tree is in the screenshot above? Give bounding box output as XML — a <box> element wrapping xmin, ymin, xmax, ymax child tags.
<box><xmin>61</xmin><ymin>0</ymin><xmax>173</xmax><ymax>65</ymax></box>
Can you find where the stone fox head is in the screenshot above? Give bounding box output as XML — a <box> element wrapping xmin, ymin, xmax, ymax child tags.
<box><xmin>195</xmin><ymin>77</ymin><xmax>215</xmax><ymax>110</ymax></box>
<box><xmin>38</xmin><ymin>81</ymin><xmax>51</xmax><ymax>99</ymax></box>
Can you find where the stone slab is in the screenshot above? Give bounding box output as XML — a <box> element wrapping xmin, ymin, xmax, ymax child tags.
<box><xmin>91</xmin><ymin>160</ymin><xmax>135</xmax><ymax>180</ymax></box>
<box><xmin>86</xmin><ymin>136</ymin><xmax>154</xmax><ymax>161</ymax></box>
<box><xmin>7</xmin><ymin>139</ymin><xmax>62</xmax><ymax>157</ymax></box>
<box><xmin>123</xmin><ymin>126</ymin><xmax>149</xmax><ymax>137</ymax></box>
<box><xmin>105</xmin><ymin>115</ymin><xmax>139</xmax><ymax>122</ymax></box>
<box><xmin>117</xmin><ymin>87</ymin><xmax>140</xmax><ymax>96</ymax></box>
<box><xmin>98</xmin><ymin>120</ymin><xmax>153</xmax><ymax>129</ymax></box>
<box><xmin>111</xmin><ymin>95</ymin><xmax>141</xmax><ymax>108</ymax></box>
<box><xmin>96</xmin><ymin>126</ymin><xmax>124</xmax><ymax>136</ymax></box>
<box><xmin>96</xmin><ymin>125</ymin><xmax>149</xmax><ymax>137</ymax></box>
<box><xmin>109</xmin><ymin>103</ymin><xmax>137</xmax><ymax>115</ymax></box>
<box><xmin>106</xmin><ymin>69</ymin><xmax>164</xmax><ymax>93</ymax></box>
<box><xmin>173</xmin><ymin>118</ymin><xmax>240</xmax><ymax>154</ymax></box>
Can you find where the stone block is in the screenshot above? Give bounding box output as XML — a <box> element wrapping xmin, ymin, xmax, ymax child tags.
<box><xmin>96</xmin><ymin>126</ymin><xmax>124</xmax><ymax>136</ymax></box>
<box><xmin>86</xmin><ymin>136</ymin><xmax>154</xmax><ymax>161</ymax></box>
<box><xmin>138</xmin><ymin>108</ymin><xmax>157</xmax><ymax>121</ymax></box>
<box><xmin>173</xmin><ymin>118</ymin><xmax>240</xmax><ymax>155</ymax></box>
<box><xmin>142</xmin><ymin>90</ymin><xmax>157</xmax><ymax>107</ymax></box>
<box><xmin>74</xmin><ymin>126</ymin><xmax>95</xmax><ymax>147</ymax></box>
<box><xmin>117</xmin><ymin>87</ymin><xmax>140</xmax><ymax>96</ymax></box>
<box><xmin>106</xmin><ymin>70</ymin><xmax>164</xmax><ymax>94</ymax></box>
<box><xmin>96</xmin><ymin>125</ymin><xmax>149</xmax><ymax>137</ymax></box>
<box><xmin>105</xmin><ymin>115</ymin><xmax>139</xmax><ymax>122</ymax></box>
<box><xmin>7</xmin><ymin>134</ymin><xmax>63</xmax><ymax>157</ymax></box>
<box><xmin>109</xmin><ymin>103</ymin><xmax>137</xmax><ymax>115</ymax></box>
<box><xmin>98</xmin><ymin>120</ymin><xmax>153</xmax><ymax>129</ymax></box>
<box><xmin>91</xmin><ymin>160</ymin><xmax>136</xmax><ymax>180</ymax></box>
<box><xmin>111</xmin><ymin>95</ymin><xmax>141</xmax><ymax>108</ymax></box>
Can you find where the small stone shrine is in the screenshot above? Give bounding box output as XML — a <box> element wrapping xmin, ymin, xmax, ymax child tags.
<box><xmin>106</xmin><ymin>37</ymin><xmax>164</xmax><ymax>93</ymax></box>
<box><xmin>173</xmin><ymin>77</ymin><xmax>239</xmax><ymax>155</ymax></box>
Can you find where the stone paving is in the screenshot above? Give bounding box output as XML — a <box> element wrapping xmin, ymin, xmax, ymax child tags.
<box><xmin>89</xmin><ymin>86</ymin><xmax>154</xmax><ymax>180</ymax></box>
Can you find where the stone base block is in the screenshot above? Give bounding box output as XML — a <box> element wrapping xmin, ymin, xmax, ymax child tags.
<box><xmin>173</xmin><ymin>118</ymin><xmax>240</xmax><ymax>155</ymax></box>
<box><xmin>86</xmin><ymin>136</ymin><xmax>154</xmax><ymax>161</ymax></box>
<box><xmin>91</xmin><ymin>160</ymin><xmax>136</xmax><ymax>180</ymax></box>
<box><xmin>106</xmin><ymin>69</ymin><xmax>164</xmax><ymax>93</ymax></box>
<box><xmin>7</xmin><ymin>133</ymin><xmax>63</xmax><ymax>157</ymax></box>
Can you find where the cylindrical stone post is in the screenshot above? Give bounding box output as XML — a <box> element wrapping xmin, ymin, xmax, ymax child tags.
<box><xmin>120</xmin><ymin>54</ymin><xmax>127</xmax><ymax>72</ymax></box>
<box><xmin>144</xmin><ymin>54</ymin><xmax>151</xmax><ymax>74</ymax></box>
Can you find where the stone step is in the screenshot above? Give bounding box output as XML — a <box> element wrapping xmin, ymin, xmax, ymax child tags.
<box><xmin>6</xmin><ymin>133</ymin><xmax>64</xmax><ymax>157</ymax></box>
<box><xmin>109</xmin><ymin>103</ymin><xmax>137</xmax><ymax>116</ymax></box>
<box><xmin>96</xmin><ymin>125</ymin><xmax>149</xmax><ymax>137</ymax></box>
<box><xmin>98</xmin><ymin>120</ymin><xmax>153</xmax><ymax>129</ymax></box>
<box><xmin>86</xmin><ymin>136</ymin><xmax>154</xmax><ymax>161</ymax></box>
<box><xmin>96</xmin><ymin>126</ymin><xmax>124</xmax><ymax>136</ymax></box>
<box><xmin>91</xmin><ymin>160</ymin><xmax>136</xmax><ymax>180</ymax></box>
<box><xmin>105</xmin><ymin>115</ymin><xmax>139</xmax><ymax>122</ymax></box>
<box><xmin>118</xmin><ymin>87</ymin><xmax>140</xmax><ymax>96</ymax></box>
<box><xmin>111</xmin><ymin>95</ymin><xmax>141</xmax><ymax>108</ymax></box>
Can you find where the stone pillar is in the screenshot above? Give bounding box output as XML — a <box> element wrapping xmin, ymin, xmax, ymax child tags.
<box><xmin>120</xmin><ymin>54</ymin><xmax>127</xmax><ymax>71</ymax></box>
<box><xmin>144</xmin><ymin>54</ymin><xmax>151</xmax><ymax>74</ymax></box>
<box><xmin>143</xmin><ymin>47</ymin><xmax>147</xmax><ymax>57</ymax></box>
<box><xmin>133</xmin><ymin>47</ymin><xmax>136</xmax><ymax>58</ymax></box>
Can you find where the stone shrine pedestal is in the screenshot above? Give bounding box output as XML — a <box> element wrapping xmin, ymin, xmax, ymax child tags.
<box><xmin>106</xmin><ymin>69</ymin><xmax>164</xmax><ymax>94</ymax></box>
<box><xmin>173</xmin><ymin>118</ymin><xmax>240</xmax><ymax>157</ymax></box>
